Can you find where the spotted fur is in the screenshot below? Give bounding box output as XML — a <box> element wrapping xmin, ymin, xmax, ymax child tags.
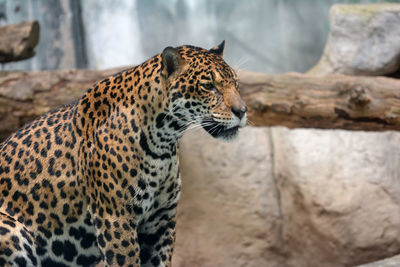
<box><xmin>0</xmin><ymin>42</ymin><xmax>247</xmax><ymax>267</ymax></box>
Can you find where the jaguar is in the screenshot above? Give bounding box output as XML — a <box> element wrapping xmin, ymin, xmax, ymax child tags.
<box><xmin>0</xmin><ymin>41</ymin><xmax>247</xmax><ymax>266</ymax></box>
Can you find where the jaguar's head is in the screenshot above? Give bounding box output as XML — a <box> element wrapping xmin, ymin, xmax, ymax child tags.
<box><xmin>161</xmin><ymin>41</ymin><xmax>247</xmax><ymax>141</ymax></box>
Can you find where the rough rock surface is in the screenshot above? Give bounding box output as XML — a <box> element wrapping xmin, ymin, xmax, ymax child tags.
<box><xmin>173</xmin><ymin>125</ymin><xmax>400</xmax><ymax>267</ymax></box>
<box><xmin>308</xmin><ymin>4</ymin><xmax>400</xmax><ymax>76</ymax></box>
<box><xmin>272</xmin><ymin>128</ymin><xmax>400</xmax><ymax>267</ymax></box>
<box><xmin>173</xmin><ymin>128</ymin><xmax>285</xmax><ymax>267</ymax></box>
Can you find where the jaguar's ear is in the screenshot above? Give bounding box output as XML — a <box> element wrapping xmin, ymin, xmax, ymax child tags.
<box><xmin>209</xmin><ymin>40</ymin><xmax>225</xmax><ymax>57</ymax></box>
<box><xmin>161</xmin><ymin>47</ymin><xmax>187</xmax><ymax>78</ymax></box>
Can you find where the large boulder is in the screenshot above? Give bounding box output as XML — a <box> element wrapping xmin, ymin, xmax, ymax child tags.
<box><xmin>272</xmin><ymin>128</ymin><xmax>400</xmax><ymax>266</ymax></box>
<box><xmin>173</xmin><ymin>126</ymin><xmax>400</xmax><ymax>267</ymax></box>
<box><xmin>308</xmin><ymin>4</ymin><xmax>400</xmax><ymax>76</ymax></box>
<box><xmin>173</xmin><ymin>128</ymin><xmax>285</xmax><ymax>267</ymax></box>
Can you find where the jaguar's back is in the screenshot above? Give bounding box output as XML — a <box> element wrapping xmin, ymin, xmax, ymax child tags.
<box><xmin>0</xmin><ymin>103</ymin><xmax>102</xmax><ymax>266</ymax></box>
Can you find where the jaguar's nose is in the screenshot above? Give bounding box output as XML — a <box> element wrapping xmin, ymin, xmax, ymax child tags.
<box><xmin>231</xmin><ymin>105</ymin><xmax>247</xmax><ymax>119</ymax></box>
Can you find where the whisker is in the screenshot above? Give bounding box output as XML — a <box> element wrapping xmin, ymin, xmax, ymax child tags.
<box><xmin>246</xmin><ymin>119</ymin><xmax>255</xmax><ymax>126</ymax></box>
<box><xmin>233</xmin><ymin>57</ymin><xmax>250</xmax><ymax>71</ymax></box>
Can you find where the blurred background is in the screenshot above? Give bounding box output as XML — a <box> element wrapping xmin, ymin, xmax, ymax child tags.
<box><xmin>0</xmin><ymin>0</ymin><xmax>398</xmax><ymax>73</ymax></box>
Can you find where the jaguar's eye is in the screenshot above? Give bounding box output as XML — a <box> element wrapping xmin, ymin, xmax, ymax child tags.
<box><xmin>202</xmin><ymin>83</ymin><xmax>213</xmax><ymax>90</ymax></box>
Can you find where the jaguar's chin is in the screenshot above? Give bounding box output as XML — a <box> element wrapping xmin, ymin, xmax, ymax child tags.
<box><xmin>202</xmin><ymin>118</ymin><xmax>239</xmax><ymax>142</ymax></box>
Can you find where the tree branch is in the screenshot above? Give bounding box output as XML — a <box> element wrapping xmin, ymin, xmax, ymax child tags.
<box><xmin>239</xmin><ymin>71</ymin><xmax>400</xmax><ymax>131</ymax></box>
<box><xmin>0</xmin><ymin>68</ymin><xmax>399</xmax><ymax>141</ymax></box>
<box><xmin>0</xmin><ymin>21</ymin><xmax>40</xmax><ymax>63</ymax></box>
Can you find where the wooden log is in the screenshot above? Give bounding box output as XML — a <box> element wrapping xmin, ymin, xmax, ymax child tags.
<box><xmin>0</xmin><ymin>68</ymin><xmax>400</xmax><ymax>141</ymax></box>
<box><xmin>239</xmin><ymin>71</ymin><xmax>400</xmax><ymax>131</ymax></box>
<box><xmin>0</xmin><ymin>21</ymin><xmax>40</xmax><ymax>63</ymax></box>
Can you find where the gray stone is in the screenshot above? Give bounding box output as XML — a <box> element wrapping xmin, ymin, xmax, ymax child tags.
<box><xmin>309</xmin><ymin>3</ymin><xmax>400</xmax><ymax>75</ymax></box>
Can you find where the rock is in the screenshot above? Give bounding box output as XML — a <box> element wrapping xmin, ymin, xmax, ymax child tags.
<box><xmin>358</xmin><ymin>254</ymin><xmax>400</xmax><ymax>267</ymax></box>
<box><xmin>173</xmin><ymin>127</ymin><xmax>285</xmax><ymax>267</ymax></box>
<box><xmin>272</xmin><ymin>127</ymin><xmax>400</xmax><ymax>267</ymax></box>
<box><xmin>308</xmin><ymin>4</ymin><xmax>400</xmax><ymax>76</ymax></box>
<box><xmin>174</xmin><ymin>125</ymin><xmax>400</xmax><ymax>266</ymax></box>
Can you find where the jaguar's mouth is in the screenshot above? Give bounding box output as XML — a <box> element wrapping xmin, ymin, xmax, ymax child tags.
<box><xmin>201</xmin><ymin>118</ymin><xmax>239</xmax><ymax>141</ymax></box>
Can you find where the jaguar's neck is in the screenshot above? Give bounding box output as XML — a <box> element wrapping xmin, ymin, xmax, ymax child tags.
<box><xmin>76</xmin><ymin>55</ymin><xmax>186</xmax><ymax>156</ymax></box>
